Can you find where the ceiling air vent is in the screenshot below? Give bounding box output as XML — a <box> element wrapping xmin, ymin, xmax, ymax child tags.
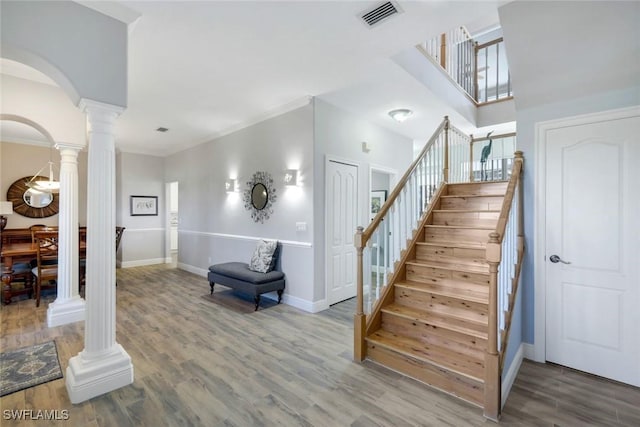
<box><xmin>360</xmin><ymin>1</ymin><xmax>402</xmax><ymax>28</ymax></box>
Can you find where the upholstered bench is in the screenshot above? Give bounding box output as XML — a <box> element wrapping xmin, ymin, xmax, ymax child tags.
<box><xmin>207</xmin><ymin>240</ymin><xmax>285</xmax><ymax>311</ymax></box>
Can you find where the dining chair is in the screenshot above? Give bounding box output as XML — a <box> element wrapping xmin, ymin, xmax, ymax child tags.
<box><xmin>0</xmin><ymin>237</ymin><xmax>34</xmax><ymax>296</ymax></box>
<box><xmin>31</xmin><ymin>230</ymin><xmax>59</xmax><ymax>307</ymax></box>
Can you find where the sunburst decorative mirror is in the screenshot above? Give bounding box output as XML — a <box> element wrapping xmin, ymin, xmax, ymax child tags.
<box><xmin>7</xmin><ymin>176</ymin><xmax>59</xmax><ymax>218</ymax></box>
<box><xmin>243</xmin><ymin>171</ymin><xmax>277</xmax><ymax>223</ymax></box>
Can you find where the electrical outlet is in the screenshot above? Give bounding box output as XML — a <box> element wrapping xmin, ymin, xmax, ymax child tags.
<box><xmin>208</xmin><ymin>257</ymin><xmax>212</xmax><ymax>263</ymax></box>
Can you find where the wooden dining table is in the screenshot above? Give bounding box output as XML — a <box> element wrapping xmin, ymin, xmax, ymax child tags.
<box><xmin>1</xmin><ymin>241</ymin><xmax>86</xmax><ymax>305</ymax></box>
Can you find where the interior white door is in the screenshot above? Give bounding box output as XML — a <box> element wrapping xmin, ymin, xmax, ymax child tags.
<box><xmin>327</xmin><ymin>160</ymin><xmax>358</xmax><ymax>305</ymax></box>
<box><xmin>545</xmin><ymin>114</ymin><xmax>640</xmax><ymax>386</ymax></box>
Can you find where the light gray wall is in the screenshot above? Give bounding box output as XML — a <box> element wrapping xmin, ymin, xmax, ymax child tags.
<box><xmin>1</xmin><ymin>1</ymin><xmax>127</xmax><ymax>107</ymax></box>
<box><xmin>165</xmin><ymin>104</ymin><xmax>315</xmax><ymax>305</ymax></box>
<box><xmin>117</xmin><ymin>152</ymin><xmax>166</xmax><ymax>267</ymax></box>
<box><xmin>371</xmin><ymin>171</ymin><xmax>391</xmax><ymax>194</ymax></box>
<box><xmin>313</xmin><ymin>98</ymin><xmax>414</xmax><ymax>303</ymax></box>
<box><xmin>0</xmin><ymin>141</ymin><xmax>88</xmax><ymax>228</ymax></box>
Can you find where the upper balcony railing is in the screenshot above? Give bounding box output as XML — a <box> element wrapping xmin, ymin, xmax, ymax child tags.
<box><xmin>418</xmin><ymin>27</ymin><xmax>513</xmax><ymax>105</ymax></box>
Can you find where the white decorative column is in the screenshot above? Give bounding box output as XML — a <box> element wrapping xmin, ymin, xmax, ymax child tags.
<box><xmin>48</xmin><ymin>142</ymin><xmax>85</xmax><ymax>327</ymax></box>
<box><xmin>66</xmin><ymin>99</ymin><xmax>133</xmax><ymax>404</ymax></box>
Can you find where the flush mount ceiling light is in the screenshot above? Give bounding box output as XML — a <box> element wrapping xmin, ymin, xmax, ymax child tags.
<box><xmin>388</xmin><ymin>108</ymin><xmax>413</xmax><ymax>123</ymax></box>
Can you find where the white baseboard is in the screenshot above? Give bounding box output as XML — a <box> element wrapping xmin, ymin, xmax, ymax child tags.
<box><xmin>523</xmin><ymin>343</ymin><xmax>537</xmax><ymax>361</ymax></box>
<box><xmin>120</xmin><ymin>258</ymin><xmax>166</xmax><ymax>268</ymax></box>
<box><xmin>501</xmin><ymin>343</ymin><xmax>524</xmax><ymax>409</ymax></box>
<box><xmin>178</xmin><ymin>263</ymin><xmax>324</xmax><ymax>313</ymax></box>
<box><xmin>284</xmin><ymin>294</ymin><xmax>327</xmax><ymax>313</ymax></box>
<box><xmin>165</xmin><ymin>257</ymin><xmax>173</xmax><ymax>263</ymax></box>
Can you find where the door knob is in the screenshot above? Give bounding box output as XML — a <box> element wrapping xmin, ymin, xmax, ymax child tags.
<box><xmin>549</xmin><ymin>255</ymin><xmax>571</xmax><ymax>264</ymax></box>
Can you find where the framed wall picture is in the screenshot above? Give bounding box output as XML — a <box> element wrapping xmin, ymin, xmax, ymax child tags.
<box><xmin>130</xmin><ymin>195</ymin><xmax>158</xmax><ymax>216</ymax></box>
<box><xmin>370</xmin><ymin>190</ymin><xmax>387</xmax><ymax>217</ymax></box>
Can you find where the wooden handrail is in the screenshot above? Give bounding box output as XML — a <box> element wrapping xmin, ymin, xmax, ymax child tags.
<box><xmin>360</xmin><ymin>116</ymin><xmax>448</xmax><ymax>245</ymax></box>
<box><xmin>471</xmin><ymin>132</ymin><xmax>517</xmax><ymax>143</ymax></box>
<box><xmin>492</xmin><ymin>152</ymin><xmax>523</xmax><ymax>243</ymax></box>
<box><xmin>483</xmin><ymin>150</ymin><xmax>524</xmax><ymax>420</ymax></box>
<box><xmin>476</xmin><ymin>36</ymin><xmax>504</xmax><ymax>51</ymax></box>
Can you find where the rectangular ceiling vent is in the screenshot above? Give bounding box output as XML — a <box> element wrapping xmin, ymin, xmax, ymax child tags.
<box><xmin>360</xmin><ymin>1</ymin><xmax>402</xmax><ymax>28</ymax></box>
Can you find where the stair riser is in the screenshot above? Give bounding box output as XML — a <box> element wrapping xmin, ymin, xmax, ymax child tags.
<box><xmin>381</xmin><ymin>312</ymin><xmax>487</xmax><ymax>354</ymax></box>
<box><xmin>371</xmin><ymin>326</ymin><xmax>484</xmax><ymax>378</ymax></box>
<box><xmin>399</xmin><ymin>276</ymin><xmax>489</xmax><ymax>297</ymax></box>
<box><xmin>424</xmin><ymin>227</ymin><xmax>494</xmax><ymax>245</ymax></box>
<box><xmin>440</xmin><ymin>196</ymin><xmax>504</xmax><ymax>210</ymax></box>
<box><xmin>366</xmin><ymin>343</ymin><xmax>483</xmax><ymax>406</ymax></box>
<box><xmin>406</xmin><ymin>263</ymin><xmax>490</xmax><ymax>286</ymax></box>
<box><xmin>446</xmin><ymin>182</ymin><xmax>508</xmax><ymax>196</ymax></box>
<box><xmin>416</xmin><ymin>245</ymin><xmax>487</xmax><ymax>267</ymax></box>
<box><xmin>395</xmin><ymin>287</ymin><xmax>488</xmax><ymax>322</ymax></box>
<box><xmin>432</xmin><ymin>211</ymin><xmax>500</xmax><ymax>227</ymax></box>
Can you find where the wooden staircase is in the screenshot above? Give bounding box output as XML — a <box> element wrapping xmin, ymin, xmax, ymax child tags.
<box><xmin>364</xmin><ymin>181</ymin><xmax>508</xmax><ymax>407</ymax></box>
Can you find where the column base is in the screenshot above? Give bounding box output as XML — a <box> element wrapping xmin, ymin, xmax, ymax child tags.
<box><xmin>65</xmin><ymin>344</ymin><xmax>134</xmax><ymax>404</ymax></box>
<box><xmin>47</xmin><ymin>296</ymin><xmax>86</xmax><ymax>327</ymax></box>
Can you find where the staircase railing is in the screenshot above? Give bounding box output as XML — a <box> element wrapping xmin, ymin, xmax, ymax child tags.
<box><xmin>476</xmin><ymin>37</ymin><xmax>513</xmax><ymax>103</ymax></box>
<box><xmin>354</xmin><ymin>116</ymin><xmax>450</xmax><ymax>360</ymax></box>
<box><xmin>484</xmin><ymin>151</ymin><xmax>524</xmax><ymax>420</ymax></box>
<box><xmin>421</xmin><ymin>26</ymin><xmax>474</xmax><ymax>96</ymax></box>
<box><xmin>352</xmin><ymin>115</ymin><xmax>524</xmax><ymax>419</ymax></box>
<box><xmin>418</xmin><ymin>28</ymin><xmax>513</xmax><ymax>105</ymax></box>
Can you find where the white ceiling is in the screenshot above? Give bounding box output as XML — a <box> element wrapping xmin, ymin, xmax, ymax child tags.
<box><xmin>1</xmin><ymin>1</ymin><xmax>506</xmax><ymax>156</ymax></box>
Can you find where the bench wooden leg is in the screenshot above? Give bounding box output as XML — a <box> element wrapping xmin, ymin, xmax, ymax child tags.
<box><xmin>210</xmin><ymin>282</ymin><xmax>215</xmax><ymax>295</ymax></box>
<box><xmin>254</xmin><ymin>295</ymin><xmax>260</xmax><ymax>311</ymax></box>
<box><xmin>277</xmin><ymin>289</ymin><xmax>283</xmax><ymax>304</ymax></box>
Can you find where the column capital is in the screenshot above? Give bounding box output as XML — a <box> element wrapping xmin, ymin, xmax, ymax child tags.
<box><xmin>79</xmin><ymin>99</ymin><xmax>125</xmax><ymax>136</ymax></box>
<box><xmin>55</xmin><ymin>142</ymin><xmax>85</xmax><ymax>152</ymax></box>
<box><xmin>79</xmin><ymin>98</ymin><xmax>125</xmax><ymax>116</ymax></box>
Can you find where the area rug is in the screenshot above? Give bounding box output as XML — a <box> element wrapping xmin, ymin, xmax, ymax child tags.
<box><xmin>0</xmin><ymin>341</ymin><xmax>63</xmax><ymax>397</ymax></box>
<box><xmin>201</xmin><ymin>289</ymin><xmax>277</xmax><ymax>314</ymax></box>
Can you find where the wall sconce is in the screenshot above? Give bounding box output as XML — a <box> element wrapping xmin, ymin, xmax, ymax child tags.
<box><xmin>284</xmin><ymin>170</ymin><xmax>298</xmax><ymax>186</ymax></box>
<box><xmin>225</xmin><ymin>179</ymin><xmax>237</xmax><ymax>193</ymax></box>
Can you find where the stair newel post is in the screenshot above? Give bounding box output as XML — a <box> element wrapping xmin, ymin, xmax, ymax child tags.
<box><xmin>354</xmin><ymin>226</ymin><xmax>366</xmax><ymax>362</ymax></box>
<box><xmin>443</xmin><ymin>116</ymin><xmax>450</xmax><ymax>182</ymax></box>
<box><xmin>469</xmin><ymin>135</ymin><xmax>475</xmax><ymax>182</ymax></box>
<box><xmin>484</xmin><ymin>231</ymin><xmax>501</xmax><ymax>420</ymax></box>
<box><xmin>515</xmin><ymin>151</ymin><xmax>525</xmax><ymax>257</ymax></box>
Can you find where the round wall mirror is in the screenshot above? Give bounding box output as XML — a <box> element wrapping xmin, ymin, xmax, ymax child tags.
<box><xmin>7</xmin><ymin>176</ymin><xmax>59</xmax><ymax>218</ymax></box>
<box><xmin>243</xmin><ymin>171</ymin><xmax>277</xmax><ymax>223</ymax></box>
<box><xmin>251</xmin><ymin>183</ymin><xmax>268</xmax><ymax>210</ymax></box>
<box><xmin>23</xmin><ymin>188</ymin><xmax>54</xmax><ymax>208</ymax></box>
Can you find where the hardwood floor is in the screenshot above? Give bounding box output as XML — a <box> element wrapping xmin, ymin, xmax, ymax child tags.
<box><xmin>1</xmin><ymin>265</ymin><xmax>639</xmax><ymax>426</ymax></box>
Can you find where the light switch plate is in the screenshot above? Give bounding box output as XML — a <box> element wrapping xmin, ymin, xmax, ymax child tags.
<box><xmin>296</xmin><ymin>222</ymin><xmax>307</xmax><ymax>232</ymax></box>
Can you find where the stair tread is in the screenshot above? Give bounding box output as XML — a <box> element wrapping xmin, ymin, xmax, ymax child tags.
<box><xmin>416</xmin><ymin>241</ymin><xmax>487</xmax><ymax>250</ymax></box>
<box><xmin>447</xmin><ymin>181</ymin><xmax>508</xmax><ymax>185</ymax></box>
<box><xmin>381</xmin><ymin>304</ymin><xmax>488</xmax><ymax>338</ymax></box>
<box><xmin>433</xmin><ymin>209</ymin><xmax>501</xmax><ymax>213</ymax></box>
<box><xmin>395</xmin><ymin>280</ymin><xmax>488</xmax><ymax>304</ymax></box>
<box><xmin>440</xmin><ymin>194</ymin><xmax>505</xmax><ymax>198</ymax></box>
<box><xmin>366</xmin><ymin>329</ymin><xmax>485</xmax><ymax>382</ymax></box>
<box><xmin>406</xmin><ymin>259</ymin><xmax>489</xmax><ymax>275</ymax></box>
<box><xmin>425</xmin><ymin>224</ymin><xmax>495</xmax><ymax>230</ymax></box>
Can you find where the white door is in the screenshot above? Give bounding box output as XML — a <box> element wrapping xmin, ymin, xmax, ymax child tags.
<box><xmin>545</xmin><ymin>113</ymin><xmax>640</xmax><ymax>386</ymax></box>
<box><xmin>327</xmin><ymin>160</ymin><xmax>358</xmax><ymax>305</ymax></box>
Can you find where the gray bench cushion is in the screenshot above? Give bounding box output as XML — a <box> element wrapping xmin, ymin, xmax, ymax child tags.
<box><xmin>209</xmin><ymin>262</ymin><xmax>284</xmax><ymax>284</ymax></box>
